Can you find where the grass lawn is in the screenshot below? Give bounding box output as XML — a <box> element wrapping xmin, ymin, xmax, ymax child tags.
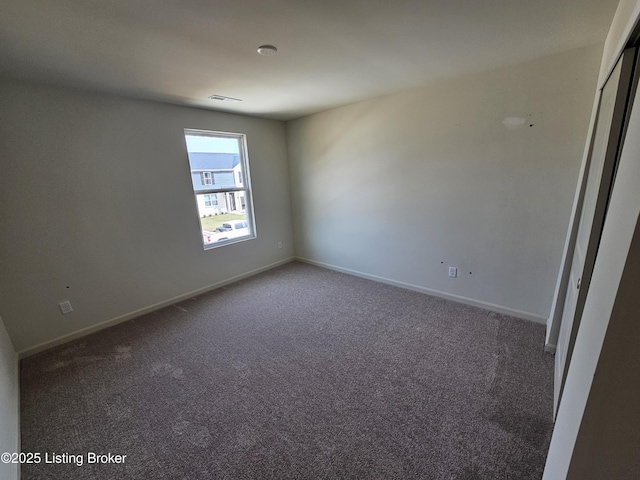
<box><xmin>200</xmin><ymin>213</ymin><xmax>246</xmax><ymax>232</ymax></box>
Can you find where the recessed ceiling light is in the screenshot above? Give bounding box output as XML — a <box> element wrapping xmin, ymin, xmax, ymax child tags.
<box><xmin>257</xmin><ymin>45</ymin><xmax>278</xmax><ymax>56</ymax></box>
<box><xmin>208</xmin><ymin>94</ymin><xmax>242</xmax><ymax>103</ymax></box>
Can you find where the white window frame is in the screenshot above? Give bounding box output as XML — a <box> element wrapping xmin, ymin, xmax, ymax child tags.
<box><xmin>203</xmin><ymin>194</ymin><xmax>217</xmax><ymax>207</ymax></box>
<box><xmin>184</xmin><ymin>129</ymin><xmax>257</xmax><ymax>249</ymax></box>
<box><xmin>201</xmin><ymin>172</ymin><xmax>214</xmax><ymax>186</ymax></box>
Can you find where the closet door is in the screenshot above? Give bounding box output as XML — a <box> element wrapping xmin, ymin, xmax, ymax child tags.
<box><xmin>554</xmin><ymin>48</ymin><xmax>638</xmax><ymax>412</ymax></box>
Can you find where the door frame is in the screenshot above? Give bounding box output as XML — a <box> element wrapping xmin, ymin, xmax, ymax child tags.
<box><xmin>552</xmin><ymin>47</ymin><xmax>640</xmax><ymax>414</ymax></box>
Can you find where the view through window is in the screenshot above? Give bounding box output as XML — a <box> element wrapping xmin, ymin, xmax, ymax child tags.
<box><xmin>184</xmin><ymin>129</ymin><xmax>255</xmax><ymax>248</ymax></box>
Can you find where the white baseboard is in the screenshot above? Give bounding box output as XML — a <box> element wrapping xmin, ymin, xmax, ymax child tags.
<box><xmin>545</xmin><ymin>343</ymin><xmax>557</xmax><ymax>354</ymax></box>
<box><xmin>19</xmin><ymin>257</ymin><xmax>295</xmax><ymax>358</ymax></box>
<box><xmin>296</xmin><ymin>256</ymin><xmax>547</xmax><ymax>325</ymax></box>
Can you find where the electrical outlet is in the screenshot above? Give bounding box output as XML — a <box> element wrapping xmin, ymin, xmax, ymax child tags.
<box><xmin>277</xmin><ymin>241</ymin><xmax>282</xmax><ymax>249</ymax></box>
<box><xmin>59</xmin><ymin>300</ymin><xmax>73</xmax><ymax>315</ymax></box>
<box><xmin>448</xmin><ymin>266</ymin><xmax>458</xmax><ymax>278</ymax></box>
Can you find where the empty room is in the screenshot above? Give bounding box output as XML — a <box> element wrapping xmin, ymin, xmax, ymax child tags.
<box><xmin>2</xmin><ymin>1</ymin><xmax>640</xmax><ymax>479</ymax></box>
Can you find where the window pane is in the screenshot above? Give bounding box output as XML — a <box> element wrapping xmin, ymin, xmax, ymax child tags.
<box><xmin>184</xmin><ymin>129</ymin><xmax>255</xmax><ymax>249</ymax></box>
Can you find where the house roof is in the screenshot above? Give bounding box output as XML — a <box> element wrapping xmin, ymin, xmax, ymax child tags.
<box><xmin>188</xmin><ymin>153</ymin><xmax>240</xmax><ymax>171</ymax></box>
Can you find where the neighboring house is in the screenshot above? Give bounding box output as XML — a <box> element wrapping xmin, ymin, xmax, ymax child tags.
<box><xmin>188</xmin><ymin>152</ymin><xmax>246</xmax><ymax>217</ymax></box>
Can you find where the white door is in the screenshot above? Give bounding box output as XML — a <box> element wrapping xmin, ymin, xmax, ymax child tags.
<box><xmin>554</xmin><ymin>48</ymin><xmax>637</xmax><ymax>413</ymax></box>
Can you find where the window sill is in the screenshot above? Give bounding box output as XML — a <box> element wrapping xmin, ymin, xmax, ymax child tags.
<box><xmin>203</xmin><ymin>234</ymin><xmax>256</xmax><ymax>250</ymax></box>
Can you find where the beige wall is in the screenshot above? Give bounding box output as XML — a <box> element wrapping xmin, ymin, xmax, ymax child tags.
<box><xmin>0</xmin><ymin>79</ymin><xmax>294</xmax><ymax>353</ymax></box>
<box><xmin>0</xmin><ymin>315</ymin><xmax>19</xmax><ymax>480</ymax></box>
<box><xmin>287</xmin><ymin>45</ymin><xmax>601</xmax><ymax>321</ymax></box>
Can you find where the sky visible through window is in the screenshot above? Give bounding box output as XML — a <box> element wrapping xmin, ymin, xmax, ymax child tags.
<box><xmin>185</xmin><ymin>135</ymin><xmax>238</xmax><ymax>153</ymax></box>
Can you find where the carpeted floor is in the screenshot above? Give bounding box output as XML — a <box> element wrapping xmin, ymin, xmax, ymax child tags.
<box><xmin>20</xmin><ymin>261</ymin><xmax>554</xmax><ymax>479</ymax></box>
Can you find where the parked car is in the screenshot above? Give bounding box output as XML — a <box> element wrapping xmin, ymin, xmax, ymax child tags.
<box><xmin>203</xmin><ymin>220</ymin><xmax>249</xmax><ymax>244</ymax></box>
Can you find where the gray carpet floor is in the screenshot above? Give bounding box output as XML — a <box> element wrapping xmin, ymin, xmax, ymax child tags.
<box><xmin>20</xmin><ymin>261</ymin><xmax>554</xmax><ymax>479</ymax></box>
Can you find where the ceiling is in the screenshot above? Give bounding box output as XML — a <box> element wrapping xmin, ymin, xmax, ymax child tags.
<box><xmin>0</xmin><ymin>0</ymin><xmax>619</xmax><ymax>121</ymax></box>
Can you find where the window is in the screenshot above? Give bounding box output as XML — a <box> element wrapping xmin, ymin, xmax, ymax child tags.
<box><xmin>184</xmin><ymin>129</ymin><xmax>256</xmax><ymax>248</ymax></box>
<box><xmin>204</xmin><ymin>194</ymin><xmax>217</xmax><ymax>207</ymax></box>
<box><xmin>201</xmin><ymin>172</ymin><xmax>214</xmax><ymax>185</ymax></box>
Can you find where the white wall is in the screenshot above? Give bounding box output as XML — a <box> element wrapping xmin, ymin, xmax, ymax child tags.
<box><xmin>287</xmin><ymin>45</ymin><xmax>601</xmax><ymax>321</ymax></box>
<box><xmin>0</xmin><ymin>315</ymin><xmax>19</xmax><ymax>480</ymax></box>
<box><xmin>0</xmin><ymin>79</ymin><xmax>294</xmax><ymax>354</ymax></box>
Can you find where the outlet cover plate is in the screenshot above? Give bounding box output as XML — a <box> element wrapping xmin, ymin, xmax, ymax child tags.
<box><xmin>59</xmin><ymin>300</ymin><xmax>73</xmax><ymax>315</ymax></box>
